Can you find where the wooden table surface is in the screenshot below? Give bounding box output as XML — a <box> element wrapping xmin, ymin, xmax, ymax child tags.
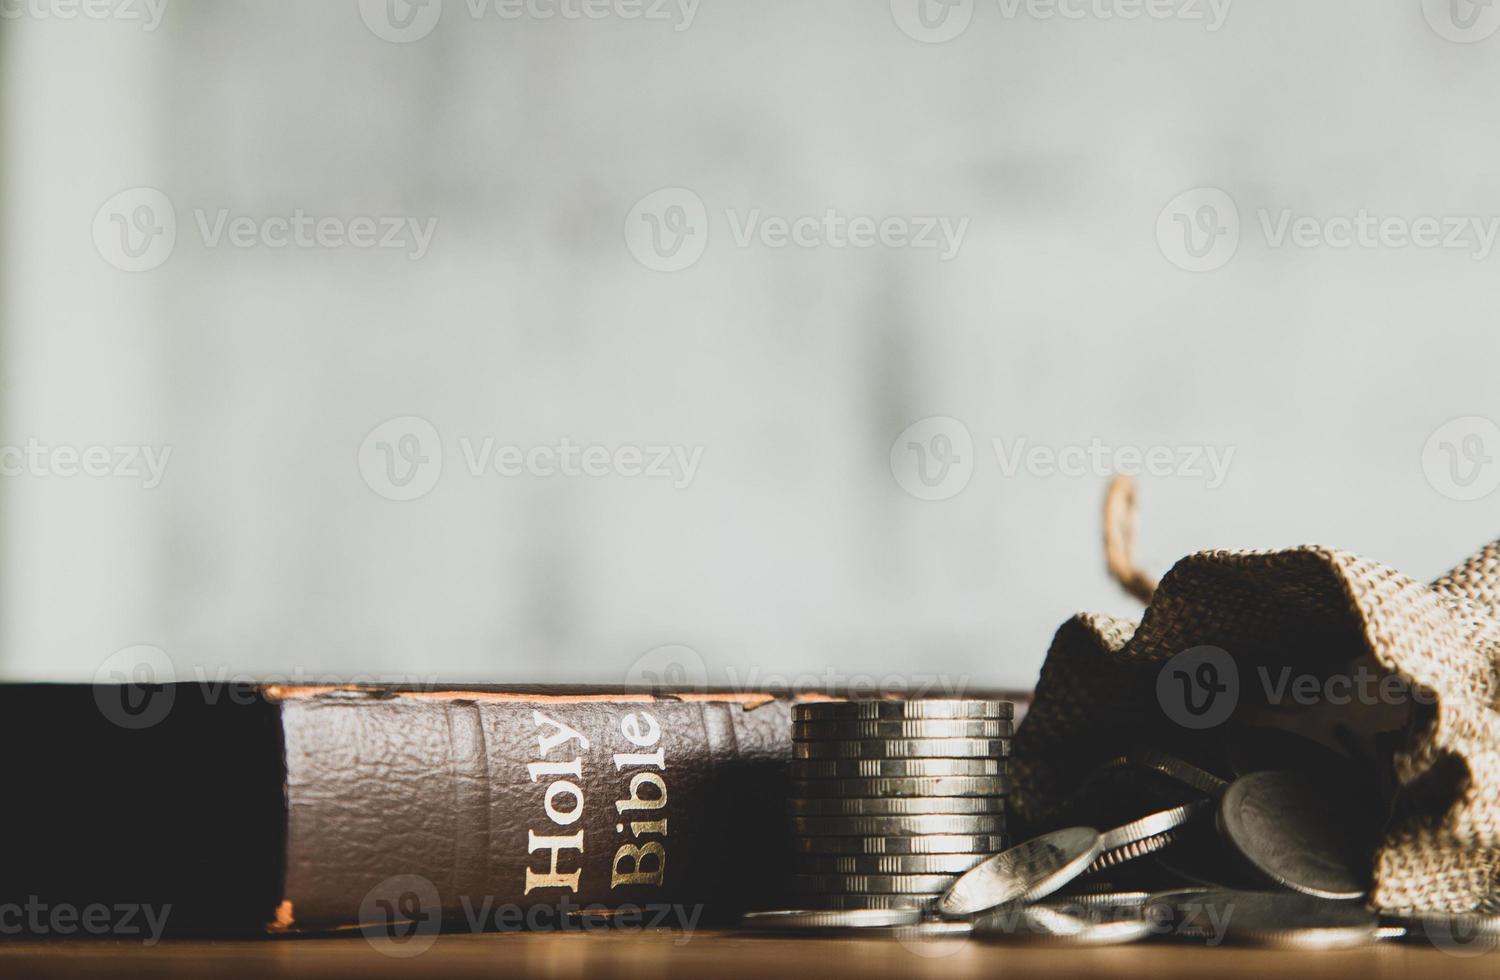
<box><xmin>0</xmin><ymin>930</ymin><xmax>1492</xmax><ymax>979</ymax></box>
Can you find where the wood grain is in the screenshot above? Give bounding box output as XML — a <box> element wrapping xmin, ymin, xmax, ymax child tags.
<box><xmin>0</xmin><ymin>930</ymin><xmax>1486</xmax><ymax>979</ymax></box>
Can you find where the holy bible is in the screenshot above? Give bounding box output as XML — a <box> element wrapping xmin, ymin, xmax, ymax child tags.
<box><xmin>1</xmin><ymin>683</ymin><xmax>805</xmax><ymax>935</ymax></box>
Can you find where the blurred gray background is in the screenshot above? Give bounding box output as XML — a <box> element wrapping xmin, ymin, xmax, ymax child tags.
<box><xmin>2</xmin><ymin>0</ymin><xmax>1498</xmax><ymax>688</ymax></box>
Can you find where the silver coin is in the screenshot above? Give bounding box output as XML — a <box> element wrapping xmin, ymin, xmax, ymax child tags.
<box><xmin>795</xmin><ymin>853</ymin><xmax>992</xmax><ymax>875</ymax></box>
<box><xmin>972</xmin><ymin>904</ymin><xmax>1152</xmax><ymax>946</ymax></box>
<box><xmin>937</xmin><ymin>827</ymin><xmax>1104</xmax><ymax>917</ymax></box>
<box><xmin>791</xmin><ymin>758</ymin><xmax>1006</xmax><ymax>779</ymax></box>
<box><xmin>791</xmin><ymin>873</ymin><xmax>956</xmax><ymax>895</ymax></box>
<box><xmin>1086</xmin><ymin>801</ymin><xmax>1209</xmax><ymax>874</ymax></box>
<box><xmin>1383</xmin><ymin>911</ymin><xmax>1500</xmax><ymax>950</ymax></box>
<box><xmin>793</xmin><ymin>813</ymin><xmax>1007</xmax><ymax>836</ymax></box>
<box><xmin>740</xmin><ymin>908</ymin><xmax>922</xmax><ymax>930</ymax></box>
<box><xmin>794</xmin><ymin>700</ymin><xmax>1014</xmax><ymax>720</ymax></box>
<box><xmin>1167</xmin><ymin>889</ymin><xmax>1377</xmax><ymax>950</ymax></box>
<box><xmin>795</xmin><ymin>833</ymin><xmax>1009</xmax><ymax>855</ymax></box>
<box><xmin>1217</xmin><ymin>770</ymin><xmax>1372</xmax><ymax>900</ymax></box>
<box><xmin>789</xmin><ymin>796</ymin><xmax>1004</xmax><ymax>816</ymax></box>
<box><xmin>797</xmin><ymin>893</ymin><xmax>938</xmax><ymax>911</ymax></box>
<box><xmin>794</xmin><ymin>719</ymin><xmax>1014</xmax><ymax>741</ymax></box>
<box><xmin>794</xmin><ymin>738</ymin><xmax>1012</xmax><ymax>760</ymax></box>
<box><xmin>1042</xmin><ymin>891</ymin><xmax>1152</xmax><ymax>910</ymax></box>
<box><xmin>790</xmin><ymin>775</ymin><xmax>1011</xmax><ymax>799</ymax></box>
<box><xmin>1130</xmin><ymin>745</ymin><xmax>1230</xmax><ymax>798</ymax></box>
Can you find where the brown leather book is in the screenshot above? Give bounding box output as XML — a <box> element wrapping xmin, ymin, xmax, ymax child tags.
<box><xmin>2</xmin><ymin>683</ymin><xmax>1025</xmax><ymax>937</ymax></box>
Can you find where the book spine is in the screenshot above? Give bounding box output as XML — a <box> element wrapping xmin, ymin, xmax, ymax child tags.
<box><xmin>273</xmin><ymin>690</ymin><xmax>797</xmax><ymax>932</ymax></box>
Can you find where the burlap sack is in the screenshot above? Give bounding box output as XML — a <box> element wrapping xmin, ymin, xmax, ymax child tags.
<box><xmin>1012</xmin><ymin>535</ymin><xmax>1500</xmax><ymax>913</ymax></box>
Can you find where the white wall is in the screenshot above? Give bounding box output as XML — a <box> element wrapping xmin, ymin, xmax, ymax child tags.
<box><xmin>3</xmin><ymin>0</ymin><xmax>1499</xmax><ymax>689</ymax></box>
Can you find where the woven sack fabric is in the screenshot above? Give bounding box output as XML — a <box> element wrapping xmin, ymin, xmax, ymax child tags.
<box><xmin>1012</xmin><ymin>539</ymin><xmax>1500</xmax><ymax>912</ymax></box>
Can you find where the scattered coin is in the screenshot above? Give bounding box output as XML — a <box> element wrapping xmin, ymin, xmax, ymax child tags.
<box><xmin>794</xmin><ymin>834</ymin><xmax>1010</xmax><ymax>855</ymax></box>
<box><xmin>936</xmin><ymin>827</ymin><xmax>1104</xmax><ymax>917</ymax></box>
<box><xmin>794</xmin><ymin>853</ymin><xmax>992</xmax><ymax>875</ymax></box>
<box><xmin>798</xmin><ymin>893</ymin><xmax>938</xmax><ymax>911</ymax></box>
<box><xmin>1217</xmin><ymin>770</ymin><xmax>1373</xmax><ymax>900</ymax></box>
<box><xmin>789</xmin><ymin>776</ymin><xmax>1010</xmax><ymax>799</ymax></box>
<box><xmin>1382</xmin><ymin>911</ymin><xmax>1500</xmax><ymax>950</ymax></box>
<box><xmin>1040</xmin><ymin>891</ymin><xmax>1151</xmax><ymax>910</ymax></box>
<box><xmin>1167</xmin><ymin>889</ymin><xmax>1378</xmax><ymax>950</ymax></box>
<box><xmin>972</xmin><ymin>903</ymin><xmax>1153</xmax><ymax>946</ymax></box>
<box><xmin>794</xmin><ymin>700</ymin><xmax>1015</xmax><ymax>720</ymax></box>
<box><xmin>794</xmin><ymin>738</ymin><xmax>1014</xmax><ymax>760</ymax></box>
<box><xmin>1129</xmin><ymin>745</ymin><xmax>1230</xmax><ymax>798</ymax></box>
<box><xmin>1086</xmin><ymin>801</ymin><xmax>1209</xmax><ymax>874</ymax></box>
<box><xmin>790</xmin><ymin>873</ymin><xmax>957</xmax><ymax>895</ymax></box>
<box><xmin>791</xmin><ymin>758</ymin><xmax>1006</xmax><ymax>779</ymax></box>
<box><xmin>740</xmin><ymin>908</ymin><xmax>923</xmax><ymax>931</ymax></box>
<box><xmin>794</xmin><ymin>719</ymin><xmax>1015</xmax><ymax>741</ymax></box>
<box><xmin>789</xmin><ymin>796</ymin><xmax>1004</xmax><ymax>816</ymax></box>
<box><xmin>793</xmin><ymin>814</ymin><xmax>1008</xmax><ymax>837</ymax></box>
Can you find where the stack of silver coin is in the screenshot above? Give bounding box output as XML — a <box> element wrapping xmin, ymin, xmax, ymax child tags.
<box><xmin>787</xmin><ymin>699</ymin><xmax>1014</xmax><ymax>911</ymax></box>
